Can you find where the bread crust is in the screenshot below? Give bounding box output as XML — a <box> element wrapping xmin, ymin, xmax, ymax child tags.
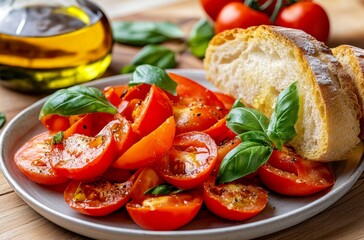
<box><xmin>204</xmin><ymin>25</ymin><xmax>360</xmax><ymax>161</ymax></box>
<box><xmin>333</xmin><ymin>45</ymin><xmax>364</xmax><ymax>139</ymax></box>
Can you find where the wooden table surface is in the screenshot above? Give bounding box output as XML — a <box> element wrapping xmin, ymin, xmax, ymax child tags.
<box><xmin>1</xmin><ymin>0</ymin><xmax>364</xmax><ymax>239</ymax></box>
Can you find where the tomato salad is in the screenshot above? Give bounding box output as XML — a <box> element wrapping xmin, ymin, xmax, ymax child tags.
<box><xmin>14</xmin><ymin>65</ymin><xmax>335</xmax><ymax>230</ymax></box>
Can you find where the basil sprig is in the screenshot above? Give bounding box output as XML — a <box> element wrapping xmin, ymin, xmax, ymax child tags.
<box><xmin>0</xmin><ymin>112</ymin><xmax>6</xmax><ymax>129</ymax></box>
<box><xmin>121</xmin><ymin>45</ymin><xmax>177</xmax><ymax>74</ymax></box>
<box><xmin>144</xmin><ymin>183</ymin><xmax>183</xmax><ymax>195</ymax></box>
<box><xmin>187</xmin><ymin>18</ymin><xmax>214</xmax><ymax>58</ymax></box>
<box><xmin>217</xmin><ymin>81</ymin><xmax>299</xmax><ymax>184</ymax></box>
<box><xmin>129</xmin><ymin>64</ymin><xmax>178</xmax><ymax>96</ymax></box>
<box><xmin>39</xmin><ymin>85</ymin><xmax>117</xmax><ymax>119</ymax></box>
<box><xmin>112</xmin><ymin>21</ymin><xmax>184</xmax><ymax>46</ymax></box>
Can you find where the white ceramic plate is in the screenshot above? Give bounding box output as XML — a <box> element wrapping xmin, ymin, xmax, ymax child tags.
<box><xmin>1</xmin><ymin>69</ymin><xmax>364</xmax><ymax>240</ymax></box>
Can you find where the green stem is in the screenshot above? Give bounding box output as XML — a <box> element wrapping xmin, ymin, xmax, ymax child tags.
<box><xmin>270</xmin><ymin>0</ymin><xmax>283</xmax><ymax>23</ymax></box>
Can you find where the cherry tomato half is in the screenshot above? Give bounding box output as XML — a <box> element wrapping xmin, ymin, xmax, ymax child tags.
<box><xmin>112</xmin><ymin>116</ymin><xmax>176</xmax><ymax>169</ymax></box>
<box><xmin>50</xmin><ymin>120</ymin><xmax>117</xmax><ymax>180</ymax></box>
<box><xmin>14</xmin><ymin>131</ymin><xmax>69</xmax><ymax>185</ymax></box>
<box><xmin>276</xmin><ymin>2</ymin><xmax>330</xmax><ymax>42</ymax></box>
<box><xmin>215</xmin><ymin>2</ymin><xmax>271</xmax><ymax>34</ymax></box>
<box><xmin>157</xmin><ymin>131</ymin><xmax>217</xmax><ymax>189</ymax></box>
<box><xmin>203</xmin><ymin>177</ymin><xmax>268</xmax><ymax>221</ymax></box>
<box><xmin>258</xmin><ymin>149</ymin><xmax>335</xmax><ymax>196</ymax></box>
<box><xmin>126</xmin><ymin>189</ymin><xmax>203</xmax><ymax>230</ymax></box>
<box><xmin>64</xmin><ymin>168</ymin><xmax>135</xmax><ymax>216</ymax></box>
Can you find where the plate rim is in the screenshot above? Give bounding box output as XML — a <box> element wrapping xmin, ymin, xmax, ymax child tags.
<box><xmin>1</xmin><ymin>69</ymin><xmax>364</xmax><ymax>239</ymax></box>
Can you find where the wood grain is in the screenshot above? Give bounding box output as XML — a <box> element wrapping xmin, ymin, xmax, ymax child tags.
<box><xmin>1</xmin><ymin>0</ymin><xmax>364</xmax><ymax>239</ymax></box>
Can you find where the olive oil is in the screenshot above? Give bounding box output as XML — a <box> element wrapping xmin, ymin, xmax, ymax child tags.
<box><xmin>0</xmin><ymin>1</ymin><xmax>113</xmax><ymax>92</ymax></box>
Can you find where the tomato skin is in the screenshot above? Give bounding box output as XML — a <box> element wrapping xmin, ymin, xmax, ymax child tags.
<box><xmin>168</xmin><ymin>73</ymin><xmax>226</xmax><ymax>110</ymax></box>
<box><xmin>126</xmin><ymin>189</ymin><xmax>203</xmax><ymax>230</ymax></box>
<box><xmin>173</xmin><ymin>103</ymin><xmax>224</xmax><ymax>134</ymax></box>
<box><xmin>132</xmin><ymin>84</ymin><xmax>173</xmax><ymax>138</ymax></box>
<box><xmin>203</xmin><ymin>116</ymin><xmax>236</xmax><ymax>145</ymax></box>
<box><xmin>203</xmin><ymin>177</ymin><xmax>268</xmax><ymax>221</ymax></box>
<box><xmin>199</xmin><ymin>0</ymin><xmax>239</xmax><ymax>21</ymax></box>
<box><xmin>258</xmin><ymin>149</ymin><xmax>335</xmax><ymax>196</ymax></box>
<box><xmin>213</xmin><ymin>92</ymin><xmax>236</xmax><ymax>110</ymax></box>
<box><xmin>103</xmin><ymin>85</ymin><xmax>128</xmax><ymax>107</ymax></box>
<box><xmin>50</xmin><ymin>120</ymin><xmax>117</xmax><ymax>180</ymax></box>
<box><xmin>41</xmin><ymin>114</ymin><xmax>70</xmax><ymax>132</ymax></box>
<box><xmin>276</xmin><ymin>2</ymin><xmax>330</xmax><ymax>42</ymax></box>
<box><xmin>157</xmin><ymin>132</ymin><xmax>217</xmax><ymax>190</ymax></box>
<box><xmin>14</xmin><ymin>132</ymin><xmax>69</xmax><ymax>185</ymax></box>
<box><xmin>64</xmin><ymin>168</ymin><xmax>135</xmax><ymax>216</ymax></box>
<box><xmin>213</xmin><ymin>136</ymin><xmax>241</xmax><ymax>175</ymax></box>
<box><xmin>112</xmin><ymin>116</ymin><xmax>176</xmax><ymax>169</ymax></box>
<box><xmin>130</xmin><ymin>167</ymin><xmax>164</xmax><ymax>204</ymax></box>
<box><xmin>215</xmin><ymin>2</ymin><xmax>271</xmax><ymax>34</ymax></box>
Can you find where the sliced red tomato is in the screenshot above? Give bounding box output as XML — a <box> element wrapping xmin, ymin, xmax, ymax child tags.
<box><xmin>258</xmin><ymin>149</ymin><xmax>335</xmax><ymax>196</ymax></box>
<box><xmin>157</xmin><ymin>131</ymin><xmax>217</xmax><ymax>189</ymax></box>
<box><xmin>14</xmin><ymin>131</ymin><xmax>69</xmax><ymax>185</ymax></box>
<box><xmin>110</xmin><ymin>115</ymin><xmax>136</xmax><ymax>156</ymax></box>
<box><xmin>213</xmin><ymin>136</ymin><xmax>241</xmax><ymax>175</ymax></box>
<box><xmin>41</xmin><ymin>114</ymin><xmax>70</xmax><ymax>132</ymax></box>
<box><xmin>112</xmin><ymin>116</ymin><xmax>176</xmax><ymax>169</ymax></box>
<box><xmin>213</xmin><ymin>92</ymin><xmax>236</xmax><ymax>110</ymax></box>
<box><xmin>126</xmin><ymin>189</ymin><xmax>203</xmax><ymax>230</ymax></box>
<box><xmin>50</xmin><ymin>120</ymin><xmax>117</xmax><ymax>180</ymax></box>
<box><xmin>64</xmin><ymin>168</ymin><xmax>135</xmax><ymax>216</ymax></box>
<box><xmin>203</xmin><ymin>176</ymin><xmax>268</xmax><ymax>221</ymax></box>
<box><xmin>63</xmin><ymin>114</ymin><xmax>94</xmax><ymax>138</ymax></box>
<box><xmin>130</xmin><ymin>167</ymin><xmax>164</xmax><ymax>204</ymax></box>
<box><xmin>203</xmin><ymin>116</ymin><xmax>236</xmax><ymax>145</ymax></box>
<box><xmin>173</xmin><ymin>103</ymin><xmax>224</xmax><ymax>134</ymax></box>
<box><xmin>131</xmin><ymin>84</ymin><xmax>173</xmax><ymax>138</ymax></box>
<box><xmin>103</xmin><ymin>85</ymin><xmax>128</xmax><ymax>107</ymax></box>
<box><xmin>168</xmin><ymin>73</ymin><xmax>226</xmax><ymax>110</ymax></box>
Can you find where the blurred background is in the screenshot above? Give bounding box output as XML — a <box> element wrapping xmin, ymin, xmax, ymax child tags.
<box><xmin>94</xmin><ymin>0</ymin><xmax>364</xmax><ymax>48</ymax></box>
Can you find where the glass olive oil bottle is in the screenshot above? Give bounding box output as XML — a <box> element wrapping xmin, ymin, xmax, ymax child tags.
<box><xmin>0</xmin><ymin>0</ymin><xmax>113</xmax><ymax>92</ymax></box>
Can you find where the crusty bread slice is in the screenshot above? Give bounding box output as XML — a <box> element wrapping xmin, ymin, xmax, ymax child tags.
<box><xmin>204</xmin><ymin>25</ymin><xmax>361</xmax><ymax>161</ymax></box>
<box><xmin>332</xmin><ymin>45</ymin><xmax>364</xmax><ymax>139</ymax></box>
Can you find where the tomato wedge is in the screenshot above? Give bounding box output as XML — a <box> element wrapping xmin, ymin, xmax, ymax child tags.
<box><xmin>14</xmin><ymin>131</ymin><xmax>69</xmax><ymax>185</ymax></box>
<box><xmin>203</xmin><ymin>176</ymin><xmax>268</xmax><ymax>221</ymax></box>
<box><xmin>126</xmin><ymin>189</ymin><xmax>203</xmax><ymax>230</ymax></box>
<box><xmin>203</xmin><ymin>116</ymin><xmax>236</xmax><ymax>145</ymax></box>
<box><xmin>103</xmin><ymin>85</ymin><xmax>128</xmax><ymax>107</ymax></box>
<box><xmin>112</xmin><ymin>116</ymin><xmax>176</xmax><ymax>169</ymax></box>
<box><xmin>64</xmin><ymin>168</ymin><xmax>135</xmax><ymax>216</ymax></box>
<box><xmin>50</xmin><ymin>120</ymin><xmax>117</xmax><ymax>180</ymax></box>
<box><xmin>157</xmin><ymin>131</ymin><xmax>217</xmax><ymax>189</ymax></box>
<box><xmin>213</xmin><ymin>92</ymin><xmax>236</xmax><ymax>111</ymax></box>
<box><xmin>132</xmin><ymin>84</ymin><xmax>173</xmax><ymax>138</ymax></box>
<box><xmin>258</xmin><ymin>149</ymin><xmax>335</xmax><ymax>196</ymax></box>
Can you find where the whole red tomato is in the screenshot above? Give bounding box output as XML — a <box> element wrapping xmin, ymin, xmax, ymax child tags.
<box><xmin>199</xmin><ymin>0</ymin><xmax>239</xmax><ymax>21</ymax></box>
<box><xmin>276</xmin><ymin>2</ymin><xmax>330</xmax><ymax>42</ymax></box>
<box><xmin>215</xmin><ymin>2</ymin><xmax>272</xmax><ymax>34</ymax></box>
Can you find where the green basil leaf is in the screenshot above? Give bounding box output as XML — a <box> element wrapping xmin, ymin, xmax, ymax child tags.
<box><xmin>187</xmin><ymin>18</ymin><xmax>214</xmax><ymax>58</ymax></box>
<box><xmin>39</xmin><ymin>85</ymin><xmax>117</xmax><ymax>119</ymax></box>
<box><xmin>0</xmin><ymin>112</ymin><xmax>6</xmax><ymax>129</ymax></box>
<box><xmin>267</xmin><ymin>81</ymin><xmax>299</xmax><ymax>150</ymax></box>
<box><xmin>129</xmin><ymin>64</ymin><xmax>178</xmax><ymax>96</ymax></box>
<box><xmin>112</xmin><ymin>21</ymin><xmax>184</xmax><ymax>46</ymax></box>
<box><xmin>217</xmin><ymin>141</ymin><xmax>273</xmax><ymax>184</ymax></box>
<box><xmin>121</xmin><ymin>45</ymin><xmax>177</xmax><ymax>74</ymax></box>
<box><xmin>238</xmin><ymin>131</ymin><xmax>271</xmax><ymax>145</ymax></box>
<box><xmin>52</xmin><ymin>131</ymin><xmax>64</xmax><ymax>145</ymax></box>
<box><xmin>232</xmin><ymin>98</ymin><xmax>246</xmax><ymax>109</ymax></box>
<box><xmin>226</xmin><ymin>107</ymin><xmax>269</xmax><ymax>134</ymax></box>
<box><xmin>144</xmin><ymin>184</ymin><xmax>183</xmax><ymax>195</ymax></box>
